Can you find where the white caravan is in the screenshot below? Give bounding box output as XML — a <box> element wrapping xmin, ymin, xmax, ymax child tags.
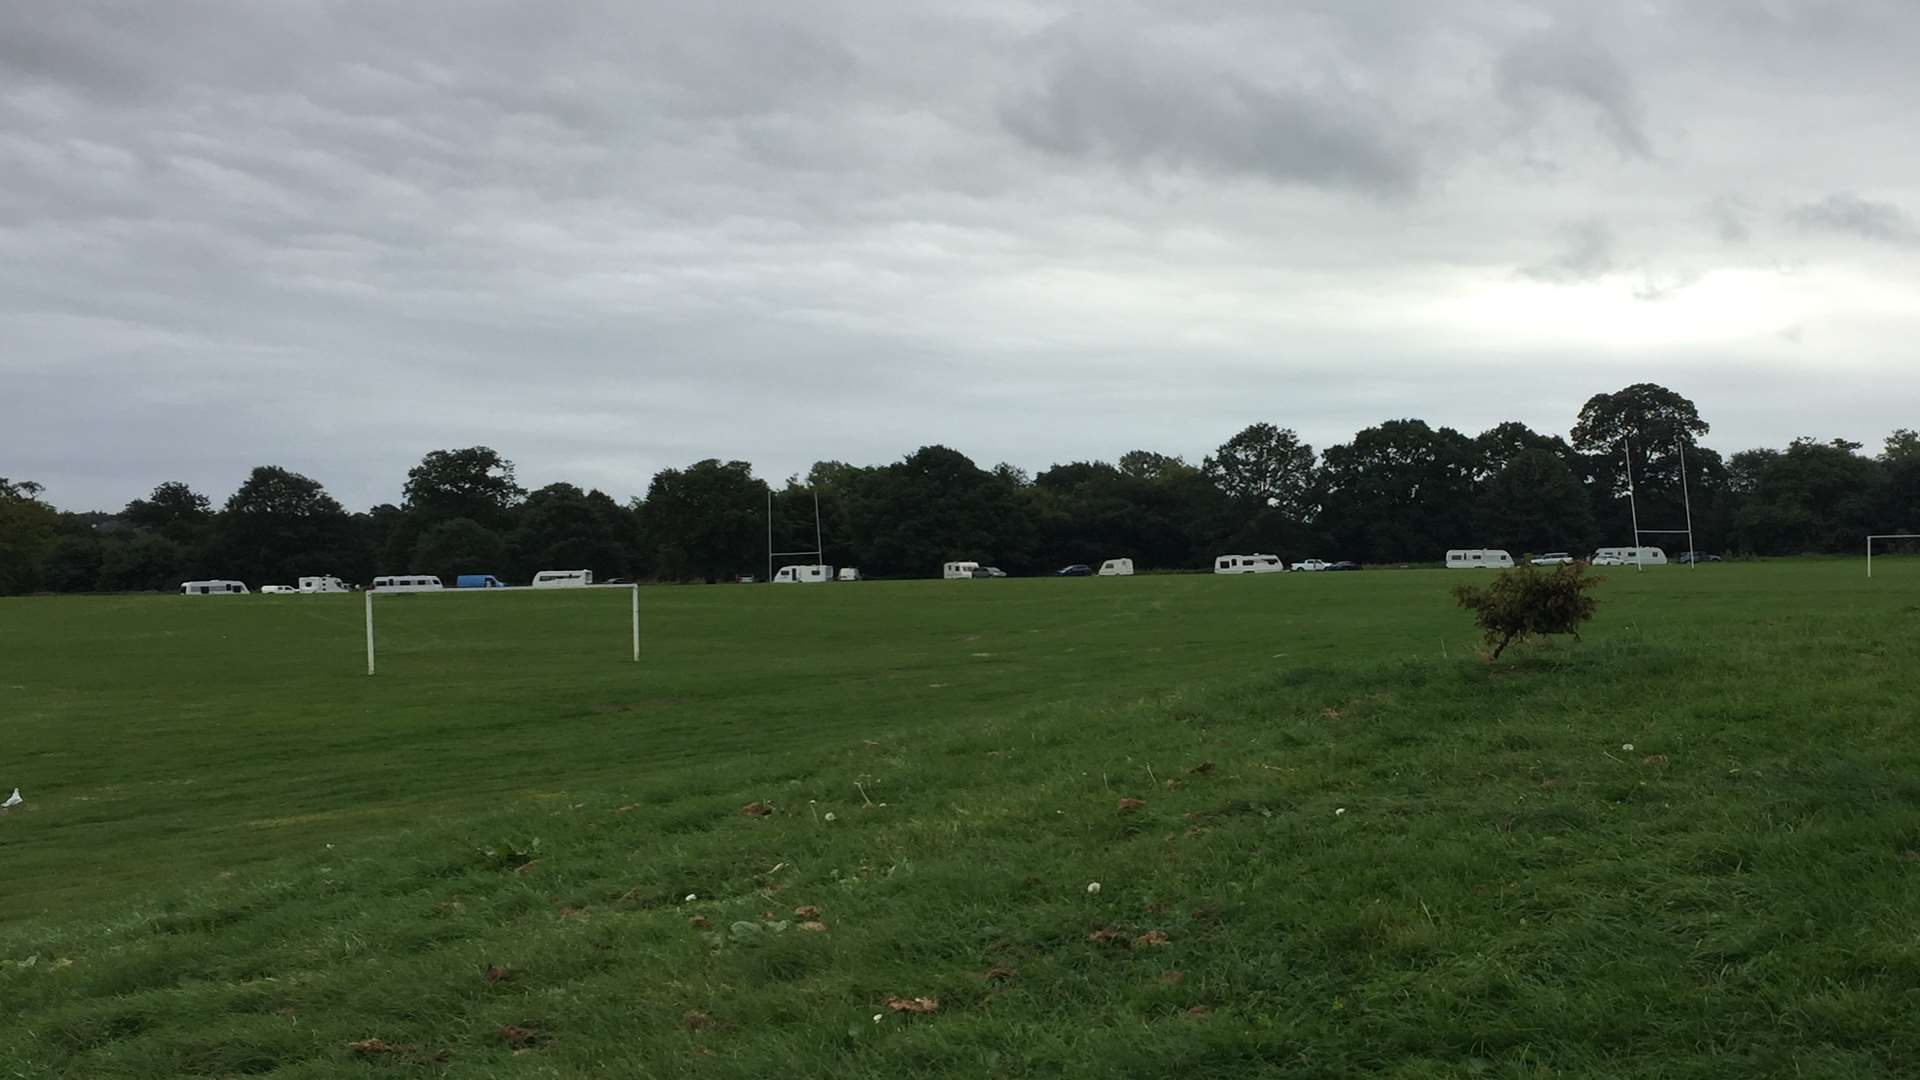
<box><xmin>837</xmin><ymin>567</ymin><xmax>863</xmax><ymax>581</ymax></box>
<box><xmin>1592</xmin><ymin>546</ymin><xmax>1666</xmax><ymax>566</ymax></box>
<box><xmin>943</xmin><ymin>561</ymin><xmax>981</xmax><ymax>580</ymax></box>
<box><xmin>532</xmin><ymin>569</ymin><xmax>593</xmax><ymax>588</ymax></box>
<box><xmin>371</xmin><ymin>575</ymin><xmax>443</xmax><ymax>592</ymax></box>
<box><xmin>1097</xmin><ymin>558</ymin><xmax>1135</xmax><ymax>576</ymax></box>
<box><xmin>181</xmin><ymin>580</ymin><xmax>249</xmax><ymax>595</ymax></box>
<box><xmin>773</xmin><ymin>564</ymin><xmax>834</xmax><ymax>584</ymax></box>
<box><xmin>1213</xmin><ymin>554</ymin><xmax>1285</xmax><ymax>575</ymax></box>
<box><xmin>1446</xmin><ymin>549</ymin><xmax>1514</xmax><ymax>569</ymax></box>
<box><xmin>298</xmin><ymin>575</ymin><xmax>349</xmax><ymax>593</ymax></box>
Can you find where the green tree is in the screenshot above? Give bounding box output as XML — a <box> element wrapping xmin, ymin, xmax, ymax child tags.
<box><xmin>121</xmin><ymin>481</ymin><xmax>213</xmax><ymax>543</ymax></box>
<box><xmin>403</xmin><ymin>447</ymin><xmax>524</xmax><ymax>529</ymax></box>
<box><xmin>1475</xmin><ymin>449</ymin><xmax>1596</xmax><ymax>556</ymax></box>
<box><xmin>410</xmin><ymin>518</ymin><xmax>509</xmax><ymax>581</ymax></box>
<box><xmin>511</xmin><ymin>483</ymin><xmax>635</xmax><ymax>580</ymax></box>
<box><xmin>1731</xmin><ymin>438</ymin><xmax>1886</xmax><ymax>553</ymax></box>
<box><xmin>638</xmin><ymin>460</ymin><xmax>767</xmax><ymax>582</ymax></box>
<box><xmin>1201</xmin><ymin>423</ymin><xmax>1317</xmax><ymax>517</ymax></box>
<box><xmin>96</xmin><ymin>532</ymin><xmax>190</xmax><ymax>592</ymax></box>
<box><xmin>216</xmin><ymin>466</ymin><xmax>356</xmax><ymax>584</ymax></box>
<box><xmin>0</xmin><ymin>478</ymin><xmax>58</xmax><ymax>594</ymax></box>
<box><xmin>1317</xmin><ymin>420</ymin><xmax>1478</xmax><ymax>562</ymax></box>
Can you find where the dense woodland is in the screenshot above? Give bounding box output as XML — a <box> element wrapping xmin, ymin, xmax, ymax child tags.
<box><xmin>2</xmin><ymin>384</ymin><xmax>1916</xmax><ymax>593</ymax></box>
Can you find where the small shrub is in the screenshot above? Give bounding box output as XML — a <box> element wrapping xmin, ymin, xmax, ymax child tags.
<box><xmin>1451</xmin><ymin>562</ymin><xmax>1602</xmax><ymax>661</ymax></box>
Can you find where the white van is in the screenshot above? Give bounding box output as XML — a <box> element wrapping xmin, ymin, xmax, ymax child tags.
<box><xmin>773</xmin><ymin>564</ymin><xmax>833</xmax><ymax>584</ymax></box>
<box><xmin>1214</xmin><ymin>554</ymin><xmax>1285</xmax><ymax>575</ymax></box>
<box><xmin>1097</xmin><ymin>558</ymin><xmax>1135</xmax><ymax>576</ymax></box>
<box><xmin>837</xmin><ymin>568</ymin><xmax>862</xmax><ymax>582</ymax></box>
<box><xmin>943</xmin><ymin>561</ymin><xmax>981</xmax><ymax>580</ymax></box>
<box><xmin>371</xmin><ymin>575</ymin><xmax>443</xmax><ymax>592</ymax></box>
<box><xmin>532</xmin><ymin>569</ymin><xmax>593</xmax><ymax>588</ymax></box>
<box><xmin>298</xmin><ymin>575</ymin><xmax>349</xmax><ymax>593</ymax></box>
<box><xmin>181</xmin><ymin>580</ymin><xmax>249</xmax><ymax>595</ymax></box>
<box><xmin>1592</xmin><ymin>546</ymin><xmax>1666</xmax><ymax>566</ymax></box>
<box><xmin>1446</xmin><ymin>549</ymin><xmax>1514</xmax><ymax>569</ymax></box>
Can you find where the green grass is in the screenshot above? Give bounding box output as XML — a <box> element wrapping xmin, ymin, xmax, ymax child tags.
<box><xmin>3</xmin><ymin>562</ymin><xmax>1919</xmax><ymax>1077</ymax></box>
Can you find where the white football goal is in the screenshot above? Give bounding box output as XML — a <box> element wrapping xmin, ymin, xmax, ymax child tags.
<box><xmin>363</xmin><ymin>584</ymin><xmax>639</xmax><ymax>675</ymax></box>
<box><xmin>1867</xmin><ymin>534</ymin><xmax>1920</xmax><ymax>579</ymax></box>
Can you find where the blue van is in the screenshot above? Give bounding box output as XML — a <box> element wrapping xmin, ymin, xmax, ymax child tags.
<box><xmin>456</xmin><ymin>574</ymin><xmax>507</xmax><ymax>588</ymax></box>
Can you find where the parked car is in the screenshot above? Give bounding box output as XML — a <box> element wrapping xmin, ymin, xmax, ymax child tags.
<box><xmin>1291</xmin><ymin>558</ymin><xmax>1333</xmax><ymax>572</ymax></box>
<box><xmin>1056</xmin><ymin>564</ymin><xmax>1093</xmax><ymax>577</ymax></box>
<box><xmin>260</xmin><ymin>584</ymin><xmax>298</xmax><ymax>594</ymax></box>
<box><xmin>1530</xmin><ymin>552</ymin><xmax>1575</xmax><ymax>565</ymax></box>
<box><xmin>973</xmin><ymin>566</ymin><xmax>1009</xmax><ymax>578</ymax></box>
<box><xmin>1327</xmin><ymin>561</ymin><xmax>1362</xmax><ymax>571</ymax></box>
<box><xmin>1675</xmin><ymin>551</ymin><xmax>1722</xmax><ymax>564</ymax></box>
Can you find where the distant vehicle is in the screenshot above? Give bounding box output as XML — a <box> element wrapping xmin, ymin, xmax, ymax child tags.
<box><xmin>978</xmin><ymin>566</ymin><xmax>1008</xmax><ymax>578</ymax></box>
<box><xmin>298</xmin><ymin>575</ymin><xmax>349</xmax><ymax>593</ymax></box>
<box><xmin>943</xmin><ymin>561</ymin><xmax>981</xmax><ymax>580</ymax></box>
<box><xmin>260</xmin><ymin>584</ymin><xmax>298</xmax><ymax>594</ymax></box>
<box><xmin>1056</xmin><ymin>564</ymin><xmax>1093</xmax><ymax>577</ymax></box>
<box><xmin>1291</xmin><ymin>559</ymin><xmax>1333</xmax><ymax>572</ymax></box>
<box><xmin>736</xmin><ymin>575</ymin><xmax>758</xmax><ymax>584</ymax></box>
<box><xmin>1675</xmin><ymin>551</ymin><xmax>1722</xmax><ymax>564</ymax></box>
<box><xmin>1097</xmin><ymin>558</ymin><xmax>1135</xmax><ymax>576</ymax></box>
<box><xmin>837</xmin><ymin>568</ymin><xmax>862</xmax><ymax>581</ymax></box>
<box><xmin>1530</xmin><ymin>553</ymin><xmax>1575</xmax><ymax>565</ymax></box>
<box><xmin>1214</xmin><ymin>554</ymin><xmax>1285</xmax><ymax>574</ymax></box>
<box><xmin>773</xmin><ymin>564</ymin><xmax>833</xmax><ymax>584</ymax></box>
<box><xmin>1327</xmin><ymin>561</ymin><xmax>1362</xmax><ymax>571</ymax></box>
<box><xmin>604</xmin><ymin>577</ymin><xmax>635</xmax><ymax>585</ymax></box>
<box><xmin>181</xmin><ymin>580</ymin><xmax>249</xmax><ymax>595</ymax></box>
<box><xmin>1446</xmin><ymin>549</ymin><xmax>1514</xmax><ymax>569</ymax></box>
<box><xmin>532</xmin><ymin>569</ymin><xmax>593</xmax><ymax>588</ymax></box>
<box><xmin>456</xmin><ymin>574</ymin><xmax>508</xmax><ymax>588</ymax></box>
<box><xmin>371</xmin><ymin>575</ymin><xmax>443</xmax><ymax>592</ymax></box>
<box><xmin>1593</xmin><ymin>547</ymin><xmax>1666</xmax><ymax>566</ymax></box>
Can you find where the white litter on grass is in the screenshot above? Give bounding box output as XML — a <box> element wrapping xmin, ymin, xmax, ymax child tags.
<box><xmin>684</xmin><ymin>893</ymin><xmax>697</xmax><ymax>902</ymax></box>
<box><xmin>1622</xmin><ymin>743</ymin><xmax>1635</xmax><ymax>752</ymax></box>
<box><xmin>2</xmin><ymin>789</ymin><xmax>20</xmax><ymax>809</ymax></box>
<box><xmin>1335</xmin><ymin>807</ymin><xmax>1347</xmax><ymax>816</ymax></box>
<box><xmin>1086</xmin><ymin>882</ymin><xmax>1101</xmax><ymax>895</ymax></box>
<box><xmin>824</xmin><ymin>812</ymin><xmax>837</xmax><ymax>822</ymax></box>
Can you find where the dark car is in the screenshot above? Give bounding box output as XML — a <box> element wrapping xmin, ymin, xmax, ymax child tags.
<box><xmin>1675</xmin><ymin>551</ymin><xmax>1722</xmax><ymax>564</ymax></box>
<box><xmin>1055</xmin><ymin>564</ymin><xmax>1093</xmax><ymax>576</ymax></box>
<box><xmin>1327</xmin><ymin>561</ymin><xmax>1362</xmax><ymax>571</ymax></box>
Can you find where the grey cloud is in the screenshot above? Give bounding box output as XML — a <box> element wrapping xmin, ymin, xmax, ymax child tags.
<box><xmin>1497</xmin><ymin>24</ymin><xmax>1652</xmax><ymax>157</ymax></box>
<box><xmin>1000</xmin><ymin>14</ymin><xmax>1420</xmax><ymax>195</ymax></box>
<box><xmin>1519</xmin><ymin>221</ymin><xmax>1615</xmax><ymax>284</ymax></box>
<box><xmin>1786</xmin><ymin>193</ymin><xmax>1920</xmax><ymax>246</ymax></box>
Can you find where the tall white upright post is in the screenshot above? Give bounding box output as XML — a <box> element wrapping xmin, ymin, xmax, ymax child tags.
<box><xmin>1678</xmin><ymin>438</ymin><xmax>1697</xmax><ymax>570</ymax></box>
<box><xmin>766</xmin><ymin>489</ymin><xmax>773</xmax><ymax>585</ymax></box>
<box><xmin>1623</xmin><ymin>438</ymin><xmax>1644</xmax><ymax>572</ymax></box>
<box><xmin>364</xmin><ymin>589</ymin><xmax>376</xmax><ymax>676</ymax></box>
<box><xmin>631</xmin><ymin>584</ymin><xmax>640</xmax><ymax>662</ymax></box>
<box><xmin>813</xmin><ymin>489</ymin><xmax>824</xmax><ymax>569</ymax></box>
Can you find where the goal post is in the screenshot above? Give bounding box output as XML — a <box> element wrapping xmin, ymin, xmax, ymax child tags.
<box><xmin>364</xmin><ymin>583</ymin><xmax>640</xmax><ymax>676</ymax></box>
<box><xmin>1867</xmin><ymin>534</ymin><xmax>1920</xmax><ymax>579</ymax></box>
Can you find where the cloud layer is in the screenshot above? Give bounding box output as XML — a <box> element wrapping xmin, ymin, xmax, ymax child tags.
<box><xmin>4</xmin><ymin>0</ymin><xmax>1918</xmax><ymax>510</ymax></box>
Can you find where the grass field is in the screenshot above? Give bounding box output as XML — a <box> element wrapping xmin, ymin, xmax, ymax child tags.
<box><xmin>3</xmin><ymin>562</ymin><xmax>1919</xmax><ymax>1077</ymax></box>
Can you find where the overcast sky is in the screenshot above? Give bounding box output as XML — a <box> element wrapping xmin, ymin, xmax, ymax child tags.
<box><xmin>4</xmin><ymin>1</ymin><xmax>1916</xmax><ymax>511</ymax></box>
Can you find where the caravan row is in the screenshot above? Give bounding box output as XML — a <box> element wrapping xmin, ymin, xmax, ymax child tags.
<box><xmin>1446</xmin><ymin>547</ymin><xmax>1668</xmax><ymax>568</ymax></box>
<box><xmin>773</xmin><ymin>564</ymin><xmax>864</xmax><ymax>583</ymax></box>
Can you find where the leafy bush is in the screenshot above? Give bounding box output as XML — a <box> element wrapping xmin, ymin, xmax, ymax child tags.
<box><xmin>1452</xmin><ymin>562</ymin><xmax>1603</xmax><ymax>660</ymax></box>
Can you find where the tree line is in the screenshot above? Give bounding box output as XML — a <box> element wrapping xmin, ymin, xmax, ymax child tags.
<box><xmin>2</xmin><ymin>384</ymin><xmax>1915</xmax><ymax>594</ymax></box>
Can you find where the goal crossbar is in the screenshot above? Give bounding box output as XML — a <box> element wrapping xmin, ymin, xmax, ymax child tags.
<box><xmin>365</xmin><ymin>584</ymin><xmax>639</xmax><ymax>675</ymax></box>
<box><xmin>1867</xmin><ymin>534</ymin><xmax>1920</xmax><ymax>579</ymax></box>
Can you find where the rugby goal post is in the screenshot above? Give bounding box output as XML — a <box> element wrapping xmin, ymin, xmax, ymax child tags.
<box><xmin>365</xmin><ymin>583</ymin><xmax>640</xmax><ymax>676</ymax></box>
<box><xmin>1867</xmin><ymin>534</ymin><xmax>1920</xmax><ymax>579</ymax></box>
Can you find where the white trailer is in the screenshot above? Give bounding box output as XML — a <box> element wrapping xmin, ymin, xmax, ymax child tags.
<box><xmin>1446</xmin><ymin>549</ymin><xmax>1514</xmax><ymax>569</ymax></box>
<box><xmin>532</xmin><ymin>569</ymin><xmax>593</xmax><ymax>588</ymax></box>
<box><xmin>181</xmin><ymin>580</ymin><xmax>249</xmax><ymax>595</ymax></box>
<box><xmin>298</xmin><ymin>575</ymin><xmax>349</xmax><ymax>593</ymax></box>
<box><xmin>1097</xmin><ymin>558</ymin><xmax>1135</xmax><ymax>576</ymax></box>
<box><xmin>837</xmin><ymin>568</ymin><xmax>863</xmax><ymax>582</ymax></box>
<box><xmin>773</xmin><ymin>563</ymin><xmax>834</xmax><ymax>583</ymax></box>
<box><xmin>943</xmin><ymin>561</ymin><xmax>981</xmax><ymax>580</ymax></box>
<box><xmin>371</xmin><ymin>575</ymin><xmax>444</xmax><ymax>592</ymax></box>
<box><xmin>1213</xmin><ymin>554</ymin><xmax>1285</xmax><ymax>575</ymax></box>
<box><xmin>1592</xmin><ymin>546</ymin><xmax>1666</xmax><ymax>566</ymax></box>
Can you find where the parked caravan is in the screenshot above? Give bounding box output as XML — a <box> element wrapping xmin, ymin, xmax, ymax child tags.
<box><xmin>1592</xmin><ymin>546</ymin><xmax>1666</xmax><ymax>566</ymax></box>
<box><xmin>456</xmin><ymin>574</ymin><xmax>508</xmax><ymax>588</ymax></box>
<box><xmin>943</xmin><ymin>561</ymin><xmax>981</xmax><ymax>580</ymax></box>
<box><xmin>371</xmin><ymin>575</ymin><xmax>443</xmax><ymax>592</ymax></box>
<box><xmin>1213</xmin><ymin>554</ymin><xmax>1285</xmax><ymax>574</ymax></box>
<box><xmin>773</xmin><ymin>564</ymin><xmax>834</xmax><ymax>584</ymax></box>
<box><xmin>532</xmin><ymin>569</ymin><xmax>593</xmax><ymax>588</ymax></box>
<box><xmin>1097</xmin><ymin>558</ymin><xmax>1135</xmax><ymax>576</ymax></box>
<box><xmin>1445</xmin><ymin>549</ymin><xmax>1514</xmax><ymax>569</ymax></box>
<box><xmin>838</xmin><ymin>568</ymin><xmax>862</xmax><ymax>581</ymax></box>
<box><xmin>298</xmin><ymin>575</ymin><xmax>349</xmax><ymax>593</ymax></box>
<box><xmin>260</xmin><ymin>584</ymin><xmax>298</xmax><ymax>594</ymax></box>
<box><xmin>181</xmin><ymin>580</ymin><xmax>249</xmax><ymax>595</ymax></box>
